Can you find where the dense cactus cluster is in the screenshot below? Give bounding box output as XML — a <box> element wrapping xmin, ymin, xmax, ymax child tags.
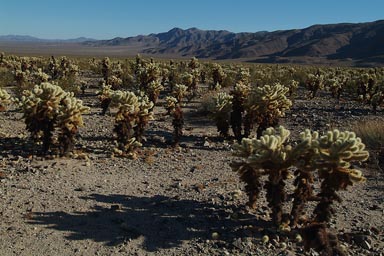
<box><xmin>231</xmin><ymin>126</ymin><xmax>369</xmax><ymax>255</ymax></box>
<box><xmin>0</xmin><ymin>53</ymin><xmax>381</xmax><ymax>255</ymax></box>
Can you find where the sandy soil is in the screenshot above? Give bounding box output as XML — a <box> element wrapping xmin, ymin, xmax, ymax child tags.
<box><xmin>0</xmin><ymin>83</ymin><xmax>383</xmax><ymax>256</ymax></box>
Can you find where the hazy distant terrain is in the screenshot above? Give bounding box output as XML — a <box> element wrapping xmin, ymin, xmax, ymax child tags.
<box><xmin>1</xmin><ymin>20</ymin><xmax>384</xmax><ymax>66</ymax></box>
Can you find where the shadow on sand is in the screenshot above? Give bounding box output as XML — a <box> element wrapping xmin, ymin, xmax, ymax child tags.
<box><xmin>29</xmin><ymin>194</ymin><xmax>268</xmax><ymax>251</ymax></box>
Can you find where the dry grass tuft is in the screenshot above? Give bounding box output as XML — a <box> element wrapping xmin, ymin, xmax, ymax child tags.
<box><xmin>352</xmin><ymin>119</ymin><xmax>384</xmax><ymax>172</ymax></box>
<box><xmin>352</xmin><ymin>119</ymin><xmax>384</xmax><ymax>150</ymax></box>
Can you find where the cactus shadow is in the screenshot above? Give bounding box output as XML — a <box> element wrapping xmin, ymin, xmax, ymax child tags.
<box><xmin>0</xmin><ymin>136</ymin><xmax>37</xmax><ymax>157</ymax></box>
<box><xmin>28</xmin><ymin>194</ymin><xmax>267</xmax><ymax>251</ymax></box>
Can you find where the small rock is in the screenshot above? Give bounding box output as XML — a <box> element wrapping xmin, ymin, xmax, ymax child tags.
<box><xmin>232</xmin><ymin>238</ymin><xmax>244</xmax><ymax>250</ymax></box>
<box><xmin>203</xmin><ymin>141</ymin><xmax>211</xmax><ymax>147</ymax></box>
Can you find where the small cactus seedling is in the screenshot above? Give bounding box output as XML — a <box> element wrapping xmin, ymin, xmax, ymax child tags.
<box><xmin>0</xmin><ymin>88</ymin><xmax>12</xmax><ymax>111</ymax></box>
<box><xmin>207</xmin><ymin>92</ymin><xmax>233</xmax><ymax>137</ymax></box>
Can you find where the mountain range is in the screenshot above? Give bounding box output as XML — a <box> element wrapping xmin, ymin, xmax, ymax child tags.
<box><xmin>1</xmin><ymin>20</ymin><xmax>384</xmax><ymax>66</ymax></box>
<box><xmin>0</xmin><ymin>35</ymin><xmax>96</xmax><ymax>43</ymax></box>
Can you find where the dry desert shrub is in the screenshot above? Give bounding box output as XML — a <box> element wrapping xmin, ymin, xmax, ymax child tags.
<box><xmin>352</xmin><ymin>119</ymin><xmax>384</xmax><ymax>150</ymax></box>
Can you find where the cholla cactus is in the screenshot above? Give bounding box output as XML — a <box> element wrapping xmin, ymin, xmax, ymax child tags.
<box><xmin>147</xmin><ymin>80</ymin><xmax>164</xmax><ymax>105</ymax></box>
<box><xmin>230</xmin><ymin>81</ymin><xmax>250</xmax><ymax>141</ymax></box>
<box><xmin>207</xmin><ymin>92</ymin><xmax>233</xmax><ymax>137</ymax></box>
<box><xmin>244</xmin><ymin>83</ymin><xmax>292</xmax><ymax>138</ymax></box>
<box><xmin>306</xmin><ymin>73</ymin><xmax>324</xmax><ymax>98</ymax></box>
<box><xmin>106</xmin><ymin>75</ymin><xmax>123</xmax><ymax>89</ymax></box>
<box><xmin>97</xmin><ymin>84</ymin><xmax>113</xmax><ymax>115</ymax></box>
<box><xmin>19</xmin><ymin>82</ymin><xmax>87</xmax><ymax>155</ymax></box>
<box><xmin>287</xmin><ymin>79</ymin><xmax>299</xmax><ymax>96</ymax></box>
<box><xmin>0</xmin><ymin>88</ymin><xmax>12</xmax><ymax>111</ymax></box>
<box><xmin>165</xmin><ymin>96</ymin><xmax>178</xmax><ymax>114</ymax></box>
<box><xmin>165</xmin><ymin>96</ymin><xmax>184</xmax><ymax>146</ymax></box>
<box><xmin>210</xmin><ymin>63</ymin><xmax>226</xmax><ymax>90</ymax></box>
<box><xmin>290</xmin><ymin>129</ymin><xmax>319</xmax><ymax>227</ymax></box>
<box><xmin>301</xmin><ymin>129</ymin><xmax>369</xmax><ymax>255</ymax></box>
<box><xmin>110</xmin><ymin>90</ymin><xmax>154</xmax><ymax>157</ymax></box>
<box><xmin>232</xmin><ymin>126</ymin><xmax>294</xmax><ymax>225</ymax></box>
<box><xmin>32</xmin><ymin>68</ymin><xmax>50</xmax><ymax>84</ymax></box>
<box><xmin>371</xmin><ymin>90</ymin><xmax>383</xmax><ymax>112</ymax></box>
<box><xmin>236</xmin><ymin>67</ymin><xmax>251</xmax><ymax>85</ymax></box>
<box><xmin>57</xmin><ymin>94</ymin><xmax>90</xmax><ymax>155</ymax></box>
<box><xmin>172</xmin><ymin>84</ymin><xmax>188</xmax><ymax>103</ymax></box>
<box><xmin>134</xmin><ymin>92</ymin><xmax>154</xmax><ymax>143</ymax></box>
<box><xmin>136</xmin><ymin>62</ymin><xmax>161</xmax><ymax>90</ymax></box>
<box><xmin>20</xmin><ymin>82</ymin><xmax>66</xmax><ymax>152</ymax></box>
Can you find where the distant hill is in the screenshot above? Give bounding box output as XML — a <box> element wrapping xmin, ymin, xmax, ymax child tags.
<box><xmin>83</xmin><ymin>20</ymin><xmax>384</xmax><ymax>65</ymax></box>
<box><xmin>1</xmin><ymin>20</ymin><xmax>384</xmax><ymax>66</ymax></box>
<box><xmin>0</xmin><ymin>35</ymin><xmax>96</xmax><ymax>43</ymax></box>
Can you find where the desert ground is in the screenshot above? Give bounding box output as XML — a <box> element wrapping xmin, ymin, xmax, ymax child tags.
<box><xmin>0</xmin><ymin>74</ymin><xmax>383</xmax><ymax>256</ymax></box>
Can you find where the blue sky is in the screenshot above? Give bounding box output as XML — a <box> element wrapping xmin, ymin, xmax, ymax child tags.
<box><xmin>0</xmin><ymin>0</ymin><xmax>383</xmax><ymax>39</ymax></box>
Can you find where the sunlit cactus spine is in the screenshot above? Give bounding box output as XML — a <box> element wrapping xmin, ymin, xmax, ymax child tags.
<box><xmin>57</xmin><ymin>94</ymin><xmax>90</xmax><ymax>155</ymax></box>
<box><xmin>0</xmin><ymin>88</ymin><xmax>12</xmax><ymax>111</ymax></box>
<box><xmin>207</xmin><ymin>92</ymin><xmax>233</xmax><ymax>138</ymax></box>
